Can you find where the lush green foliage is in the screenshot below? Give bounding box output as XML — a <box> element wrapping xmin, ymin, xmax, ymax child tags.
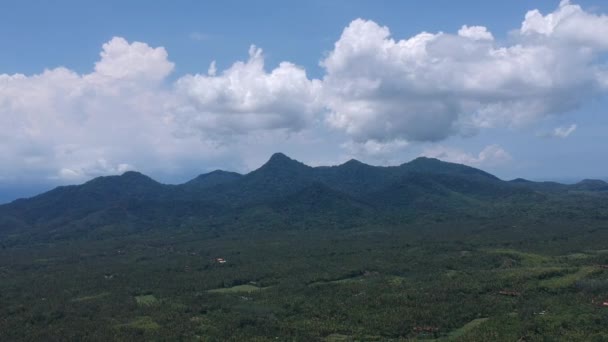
<box><xmin>1</xmin><ymin>154</ymin><xmax>607</xmax><ymax>341</ymax></box>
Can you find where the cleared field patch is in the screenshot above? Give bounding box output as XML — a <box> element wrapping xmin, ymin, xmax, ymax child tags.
<box><xmin>429</xmin><ymin>317</ymin><xmax>489</xmax><ymax>341</ymax></box>
<box><xmin>72</xmin><ymin>292</ymin><xmax>110</xmax><ymax>302</ymax></box>
<box><xmin>587</xmin><ymin>249</ymin><xmax>608</xmax><ymax>255</ymax></box>
<box><xmin>134</xmin><ymin>294</ymin><xmax>159</xmax><ymax>306</ymax></box>
<box><xmin>487</xmin><ymin>249</ymin><xmax>551</xmax><ymax>267</ymax></box>
<box><xmin>324</xmin><ymin>333</ymin><xmax>351</xmax><ymax>342</ymax></box>
<box><xmin>562</xmin><ymin>253</ymin><xmax>592</xmax><ymax>260</ymax></box>
<box><xmin>498</xmin><ymin>266</ymin><xmax>569</xmax><ymax>282</ymax></box>
<box><xmin>207</xmin><ymin>284</ymin><xmax>269</xmax><ymax>294</ymax></box>
<box><xmin>116</xmin><ymin>316</ymin><xmax>160</xmax><ymax>331</ymax></box>
<box><xmin>447</xmin><ymin>318</ymin><xmax>489</xmax><ymax>339</ymax></box>
<box><xmin>309</xmin><ymin>276</ymin><xmax>365</xmax><ymax>287</ymax></box>
<box><xmin>388</xmin><ymin>275</ymin><xmax>409</xmax><ymax>285</ymax></box>
<box><xmin>328</xmin><ymin>276</ymin><xmax>364</xmax><ymax>284</ymax></box>
<box><xmin>539</xmin><ymin>266</ymin><xmax>599</xmax><ymax>289</ymax></box>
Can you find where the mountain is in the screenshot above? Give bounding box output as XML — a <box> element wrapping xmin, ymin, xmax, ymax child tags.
<box><xmin>3</xmin><ymin>155</ymin><xmax>608</xmax><ymax>341</ymax></box>
<box><xmin>508</xmin><ymin>178</ymin><xmax>569</xmax><ymax>192</ymax></box>
<box><xmin>403</xmin><ymin>156</ymin><xmax>499</xmax><ymax>180</ymax></box>
<box><xmin>225</xmin><ymin>152</ymin><xmax>315</xmax><ymax>203</ymax></box>
<box><xmin>0</xmin><ymin>171</ymin><xmax>167</xmax><ymax>225</ymax></box>
<box><xmin>509</xmin><ymin>177</ymin><xmax>608</xmax><ymax>193</ymax></box>
<box><xmin>183</xmin><ymin>170</ymin><xmax>242</xmax><ymax>189</ymax></box>
<box><xmin>269</xmin><ymin>182</ymin><xmax>374</xmax><ymax>223</ymax></box>
<box><xmin>1</xmin><ymin>153</ymin><xmax>607</xmax><ymax>242</ymax></box>
<box><xmin>572</xmin><ymin>179</ymin><xmax>608</xmax><ymax>191</ymax></box>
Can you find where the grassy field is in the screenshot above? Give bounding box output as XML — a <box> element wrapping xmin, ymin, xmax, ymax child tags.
<box><xmin>207</xmin><ymin>284</ymin><xmax>269</xmax><ymax>294</ymax></box>
<box><xmin>134</xmin><ymin>294</ymin><xmax>159</xmax><ymax>306</ymax></box>
<box><xmin>433</xmin><ymin>318</ymin><xmax>489</xmax><ymax>341</ymax></box>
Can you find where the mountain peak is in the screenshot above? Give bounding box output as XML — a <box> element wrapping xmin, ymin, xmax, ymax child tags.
<box><xmin>260</xmin><ymin>153</ymin><xmax>309</xmax><ymax>170</ymax></box>
<box><xmin>404</xmin><ymin>156</ymin><xmax>499</xmax><ymax>180</ymax></box>
<box><xmin>185</xmin><ymin>170</ymin><xmax>242</xmax><ymax>188</ymax></box>
<box><xmin>408</xmin><ymin>156</ymin><xmax>439</xmax><ymax>163</ymax></box>
<box><xmin>578</xmin><ymin>179</ymin><xmax>607</xmax><ymax>184</ymax></box>
<box><xmin>573</xmin><ymin>179</ymin><xmax>608</xmax><ymax>191</ymax></box>
<box><xmin>120</xmin><ymin>170</ymin><xmax>147</xmax><ymax>178</ymax></box>
<box><xmin>342</xmin><ymin>159</ymin><xmax>367</xmax><ymax>167</ymax></box>
<box><xmin>84</xmin><ymin>171</ymin><xmax>161</xmax><ymax>189</ymax></box>
<box><xmin>268</xmin><ymin>152</ymin><xmax>292</xmax><ymax>162</ymax></box>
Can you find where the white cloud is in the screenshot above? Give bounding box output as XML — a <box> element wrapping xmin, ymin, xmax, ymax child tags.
<box><xmin>458</xmin><ymin>25</ymin><xmax>494</xmax><ymax>41</ymax></box>
<box><xmin>341</xmin><ymin>139</ymin><xmax>409</xmax><ymax>158</ymax></box>
<box><xmin>540</xmin><ymin>123</ymin><xmax>577</xmax><ymax>138</ymax></box>
<box><xmin>57</xmin><ymin>159</ymin><xmax>134</xmax><ymax>181</ymax></box>
<box><xmin>521</xmin><ymin>0</ymin><xmax>608</xmax><ymax>49</ymax></box>
<box><xmin>169</xmin><ymin>45</ymin><xmax>322</xmax><ymax>140</ymax></box>
<box><xmin>207</xmin><ymin>60</ymin><xmax>217</xmax><ymax>76</ymax></box>
<box><xmin>1</xmin><ymin>1</ymin><xmax>608</xmax><ymax>186</ymax></box>
<box><xmin>0</xmin><ymin>38</ymin><xmax>193</xmax><ymax>183</ymax></box>
<box><xmin>0</xmin><ymin>39</ymin><xmax>325</xmax><ymax>183</ymax></box>
<box><xmin>421</xmin><ymin>144</ymin><xmax>513</xmax><ymax>168</ymax></box>
<box><xmin>339</xmin><ymin>138</ymin><xmax>410</xmax><ymax>166</ymax></box>
<box><xmin>554</xmin><ymin>124</ymin><xmax>577</xmax><ymax>138</ymax></box>
<box><xmin>91</xmin><ymin>37</ymin><xmax>174</xmax><ymax>86</ymax></box>
<box><xmin>320</xmin><ymin>2</ymin><xmax>608</xmax><ymax>145</ymax></box>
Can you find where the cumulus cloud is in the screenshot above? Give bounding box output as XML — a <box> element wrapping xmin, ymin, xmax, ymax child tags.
<box><xmin>0</xmin><ymin>39</ymin><xmax>324</xmax><ymax>183</ymax></box>
<box><xmin>58</xmin><ymin>159</ymin><xmax>134</xmax><ymax>181</ymax></box>
<box><xmin>2</xmin><ymin>1</ymin><xmax>608</xmax><ymax>186</ymax></box>
<box><xmin>458</xmin><ymin>25</ymin><xmax>494</xmax><ymax>41</ymax></box>
<box><xmin>92</xmin><ymin>37</ymin><xmax>174</xmax><ymax>83</ymax></box>
<box><xmin>421</xmin><ymin>145</ymin><xmax>513</xmax><ymax>167</ymax></box>
<box><xmin>521</xmin><ymin>0</ymin><xmax>608</xmax><ymax>49</ymax></box>
<box><xmin>341</xmin><ymin>139</ymin><xmax>408</xmax><ymax>158</ymax></box>
<box><xmin>339</xmin><ymin>138</ymin><xmax>410</xmax><ymax>166</ymax></box>
<box><xmin>169</xmin><ymin>45</ymin><xmax>322</xmax><ymax>140</ymax></box>
<box><xmin>320</xmin><ymin>1</ymin><xmax>608</xmax><ymax>144</ymax></box>
<box><xmin>0</xmin><ymin>37</ymin><xmax>186</xmax><ymax>182</ymax></box>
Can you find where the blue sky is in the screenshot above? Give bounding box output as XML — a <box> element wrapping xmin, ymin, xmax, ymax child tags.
<box><xmin>0</xmin><ymin>1</ymin><xmax>577</xmax><ymax>76</ymax></box>
<box><xmin>1</xmin><ymin>0</ymin><xmax>608</xmax><ymax>202</ymax></box>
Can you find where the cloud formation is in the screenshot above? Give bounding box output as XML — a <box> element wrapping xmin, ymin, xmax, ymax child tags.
<box><xmin>0</xmin><ymin>37</ymin><xmax>183</xmax><ymax>182</ymax></box>
<box><xmin>1</xmin><ymin>1</ymin><xmax>607</xmax><ymax>185</ymax></box>
<box><xmin>540</xmin><ymin>124</ymin><xmax>578</xmax><ymax>138</ymax></box>
<box><xmin>169</xmin><ymin>46</ymin><xmax>322</xmax><ymax>140</ymax></box>
<box><xmin>342</xmin><ymin>139</ymin><xmax>409</xmax><ymax>157</ymax></box>
<box><xmin>321</xmin><ymin>1</ymin><xmax>608</xmax><ymax>143</ymax></box>
<box><xmin>421</xmin><ymin>145</ymin><xmax>513</xmax><ymax>168</ymax></box>
<box><xmin>0</xmin><ymin>39</ymin><xmax>324</xmax><ymax>183</ymax></box>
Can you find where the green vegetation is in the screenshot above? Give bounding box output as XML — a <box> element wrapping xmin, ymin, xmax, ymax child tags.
<box><xmin>435</xmin><ymin>318</ymin><xmax>489</xmax><ymax>340</ymax></box>
<box><xmin>539</xmin><ymin>266</ymin><xmax>598</xmax><ymax>289</ymax></box>
<box><xmin>1</xmin><ymin>224</ymin><xmax>607</xmax><ymax>341</ymax></box>
<box><xmin>117</xmin><ymin>316</ymin><xmax>161</xmax><ymax>331</ymax></box>
<box><xmin>0</xmin><ymin>154</ymin><xmax>608</xmax><ymax>340</ymax></box>
<box><xmin>208</xmin><ymin>285</ymin><xmax>268</xmax><ymax>293</ymax></box>
<box><xmin>134</xmin><ymin>294</ymin><xmax>159</xmax><ymax>306</ymax></box>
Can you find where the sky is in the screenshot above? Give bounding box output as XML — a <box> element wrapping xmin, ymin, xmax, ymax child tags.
<box><xmin>1</xmin><ymin>0</ymin><xmax>608</xmax><ymax>202</ymax></box>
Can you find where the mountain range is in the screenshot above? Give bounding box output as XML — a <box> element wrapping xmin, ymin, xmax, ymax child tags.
<box><xmin>1</xmin><ymin>153</ymin><xmax>607</xmax><ymax>243</ymax></box>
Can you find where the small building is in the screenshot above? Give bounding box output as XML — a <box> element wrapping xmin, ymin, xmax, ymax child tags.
<box><xmin>215</xmin><ymin>258</ymin><xmax>227</xmax><ymax>264</ymax></box>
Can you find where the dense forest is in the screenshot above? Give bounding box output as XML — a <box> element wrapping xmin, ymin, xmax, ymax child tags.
<box><xmin>1</xmin><ymin>153</ymin><xmax>608</xmax><ymax>341</ymax></box>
